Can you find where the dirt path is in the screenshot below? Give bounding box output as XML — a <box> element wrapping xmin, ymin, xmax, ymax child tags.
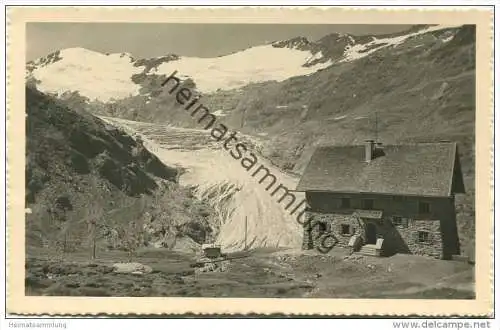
<box><xmin>26</xmin><ymin>248</ymin><xmax>474</xmax><ymax>299</ymax></box>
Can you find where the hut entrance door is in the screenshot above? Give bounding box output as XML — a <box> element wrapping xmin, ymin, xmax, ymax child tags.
<box><xmin>365</xmin><ymin>222</ymin><xmax>377</xmax><ymax>244</ymax></box>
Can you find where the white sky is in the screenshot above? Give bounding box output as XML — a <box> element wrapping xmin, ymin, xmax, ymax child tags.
<box><xmin>26</xmin><ymin>23</ymin><xmax>412</xmax><ymax>61</ymax></box>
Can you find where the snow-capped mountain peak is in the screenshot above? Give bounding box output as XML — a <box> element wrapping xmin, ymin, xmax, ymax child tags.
<box><xmin>27</xmin><ymin>43</ymin><xmax>333</xmax><ymax>101</ymax></box>
<box><xmin>26</xmin><ymin>24</ymin><xmax>464</xmax><ymax>103</ymax></box>
<box><xmin>28</xmin><ymin>47</ymin><xmax>143</xmax><ymax>102</ymax></box>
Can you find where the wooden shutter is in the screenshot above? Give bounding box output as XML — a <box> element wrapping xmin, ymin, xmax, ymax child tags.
<box><xmin>412</xmin><ymin>231</ymin><xmax>419</xmax><ymax>243</ymax></box>
<box><xmin>427</xmin><ymin>231</ymin><xmax>434</xmax><ymax>244</ymax></box>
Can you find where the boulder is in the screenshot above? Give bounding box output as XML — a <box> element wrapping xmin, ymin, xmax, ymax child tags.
<box><xmin>112</xmin><ymin>262</ymin><xmax>152</xmax><ymax>274</ymax></box>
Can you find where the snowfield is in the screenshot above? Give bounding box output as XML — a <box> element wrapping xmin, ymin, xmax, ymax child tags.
<box><xmin>32</xmin><ymin>48</ymin><xmax>144</xmax><ymax>102</ymax></box>
<box><xmin>30</xmin><ymin>45</ymin><xmax>332</xmax><ymax>102</ymax></box>
<box><xmin>155</xmin><ymin>45</ymin><xmax>333</xmax><ymax>93</ymax></box>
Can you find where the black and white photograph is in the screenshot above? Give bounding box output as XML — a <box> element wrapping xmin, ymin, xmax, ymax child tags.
<box><xmin>4</xmin><ymin>4</ymin><xmax>494</xmax><ymax>319</ymax></box>
<box><xmin>23</xmin><ymin>20</ymin><xmax>478</xmax><ymax>300</ymax></box>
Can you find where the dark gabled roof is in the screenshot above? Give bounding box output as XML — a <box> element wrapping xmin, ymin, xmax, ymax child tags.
<box><xmin>295</xmin><ymin>142</ymin><xmax>465</xmax><ymax>197</ymax></box>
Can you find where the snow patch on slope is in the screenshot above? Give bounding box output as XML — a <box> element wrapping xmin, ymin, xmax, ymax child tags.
<box><xmin>342</xmin><ymin>25</ymin><xmax>462</xmax><ymax>62</ymax></box>
<box><xmin>212</xmin><ymin>110</ymin><xmax>228</xmax><ymax>117</ymax></box>
<box><xmin>304</xmin><ymin>51</ymin><xmax>325</xmax><ymax>66</ymax></box>
<box><xmin>442</xmin><ymin>35</ymin><xmax>455</xmax><ymax>43</ymax></box>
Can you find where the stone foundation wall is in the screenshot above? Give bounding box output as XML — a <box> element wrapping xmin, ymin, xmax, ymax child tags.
<box><xmin>302</xmin><ymin>212</ymin><xmax>362</xmax><ymax>250</ymax></box>
<box><xmin>401</xmin><ymin>219</ymin><xmax>443</xmax><ymax>258</ymax></box>
<box><xmin>303</xmin><ymin>211</ymin><xmax>444</xmax><ymax>258</ymax></box>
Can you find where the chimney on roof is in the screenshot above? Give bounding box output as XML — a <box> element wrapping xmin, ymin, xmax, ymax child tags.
<box><xmin>365</xmin><ymin>139</ymin><xmax>375</xmax><ymax>162</ymax></box>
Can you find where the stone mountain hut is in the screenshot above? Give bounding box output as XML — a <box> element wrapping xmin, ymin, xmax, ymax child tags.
<box><xmin>295</xmin><ymin>140</ymin><xmax>465</xmax><ymax>259</ymax></box>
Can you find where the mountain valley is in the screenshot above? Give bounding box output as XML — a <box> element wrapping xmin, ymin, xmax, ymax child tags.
<box><xmin>24</xmin><ymin>24</ymin><xmax>477</xmax><ymax>298</ymax></box>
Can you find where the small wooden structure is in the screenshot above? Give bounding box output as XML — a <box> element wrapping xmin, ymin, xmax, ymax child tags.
<box><xmin>201</xmin><ymin>243</ymin><xmax>226</xmax><ymax>260</ymax></box>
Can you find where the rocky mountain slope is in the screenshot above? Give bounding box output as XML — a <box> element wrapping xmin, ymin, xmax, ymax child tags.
<box><xmin>26</xmin><ymin>86</ymin><xmax>217</xmax><ymax>254</ymax></box>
